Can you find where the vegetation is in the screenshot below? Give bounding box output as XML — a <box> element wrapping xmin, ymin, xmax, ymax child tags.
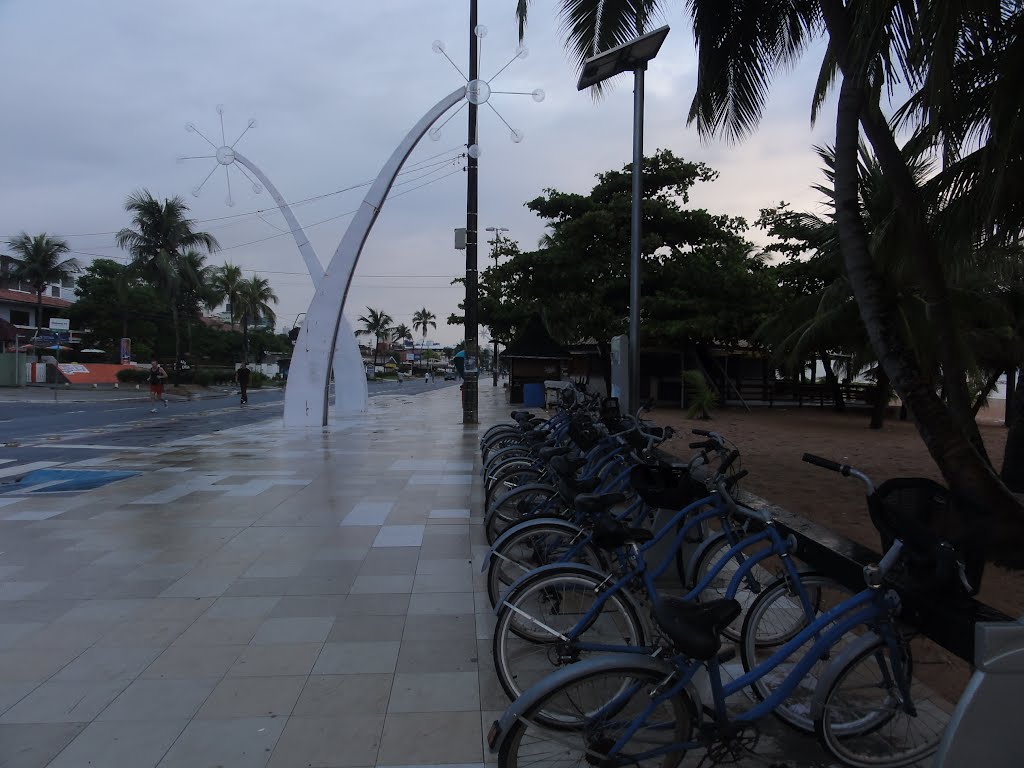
<box><xmin>234</xmin><ymin>275</ymin><xmax>278</xmax><ymax>364</ymax></box>
<box><xmin>5</xmin><ymin>232</ymin><xmax>80</xmax><ymax>359</ymax></box>
<box><xmin>115</xmin><ymin>190</ymin><xmax>218</xmax><ymax>382</ymax></box>
<box><xmin>356</xmin><ymin>307</ymin><xmax>394</xmax><ymax>371</ymax></box>
<box><xmin>517</xmin><ymin>0</ymin><xmax>1024</xmax><ymax>563</ymax></box>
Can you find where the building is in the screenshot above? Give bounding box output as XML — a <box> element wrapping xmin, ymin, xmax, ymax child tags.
<box><xmin>0</xmin><ymin>253</ymin><xmax>77</xmax><ymax>334</ymax></box>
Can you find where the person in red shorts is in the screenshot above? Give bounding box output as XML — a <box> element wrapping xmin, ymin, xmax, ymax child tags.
<box><xmin>148</xmin><ymin>358</ymin><xmax>168</xmax><ymax>412</ymax></box>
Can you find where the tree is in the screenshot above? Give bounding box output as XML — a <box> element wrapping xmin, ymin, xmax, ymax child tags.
<box><xmin>115</xmin><ymin>190</ymin><xmax>218</xmax><ymax>382</ymax></box>
<box><xmin>234</xmin><ymin>276</ymin><xmax>278</xmax><ymax>364</ymax></box>
<box><xmin>468</xmin><ymin>149</ymin><xmax>767</xmax><ymax>392</ymax></box>
<box><xmin>412</xmin><ymin>307</ymin><xmax>437</xmax><ymax>372</ymax></box>
<box><xmin>357</xmin><ymin>307</ymin><xmax>394</xmax><ymax>371</ymax></box>
<box><xmin>5</xmin><ymin>232</ymin><xmax>79</xmax><ymax>359</ymax></box>
<box><xmin>209</xmin><ymin>263</ymin><xmax>244</xmax><ymax>331</ymax></box>
<box><xmin>392</xmin><ymin>323</ymin><xmax>413</xmax><ymax>345</ymax></box>
<box><xmin>66</xmin><ymin>259</ymin><xmax>164</xmax><ymax>357</ymax></box>
<box><xmin>517</xmin><ymin>0</ymin><xmax>1024</xmax><ymax>562</ymax></box>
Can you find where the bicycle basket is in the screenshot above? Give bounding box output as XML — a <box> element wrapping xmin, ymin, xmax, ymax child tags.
<box><xmin>868</xmin><ymin>478</ymin><xmax>985</xmax><ymax>596</ymax></box>
<box><xmin>629</xmin><ymin>464</ymin><xmax>705</xmax><ymax>510</ymax></box>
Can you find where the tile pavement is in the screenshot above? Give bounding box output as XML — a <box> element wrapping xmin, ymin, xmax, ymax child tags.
<box><xmin>0</xmin><ymin>384</ymin><xmax>840</xmax><ymax>767</ymax></box>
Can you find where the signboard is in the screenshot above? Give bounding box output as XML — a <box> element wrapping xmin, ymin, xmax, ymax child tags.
<box><xmin>120</xmin><ymin>338</ymin><xmax>131</xmax><ymax>365</ymax></box>
<box><xmin>464</xmin><ymin>356</ymin><xmax>478</xmax><ymax>374</ymax></box>
<box><xmin>57</xmin><ymin>364</ymin><xmax>89</xmax><ymax>376</ymax></box>
<box><xmin>48</xmin><ymin>318</ymin><xmax>70</xmax><ymax>331</ymax></box>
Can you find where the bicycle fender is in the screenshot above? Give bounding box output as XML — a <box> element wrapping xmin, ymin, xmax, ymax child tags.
<box><xmin>484</xmin><ymin>518</ymin><xmax>585</xmax><ymax>572</ymax></box>
<box><xmin>493</xmin><ymin>561</ymin><xmax>611</xmax><ymax>615</ymax></box>
<box><xmin>807</xmin><ymin>630</ymin><xmax>883</xmax><ymax>721</ymax></box>
<box><xmin>487</xmin><ymin>483</ymin><xmax>558</xmax><ymax>513</ymax></box>
<box><xmin>486</xmin><ymin>652</ymin><xmax>678</xmax><ymax>754</ymax></box>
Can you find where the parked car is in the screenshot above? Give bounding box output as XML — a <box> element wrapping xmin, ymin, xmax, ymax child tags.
<box><xmin>444</xmin><ymin>373</ymin><xmax>457</xmax><ymax>381</ymax></box>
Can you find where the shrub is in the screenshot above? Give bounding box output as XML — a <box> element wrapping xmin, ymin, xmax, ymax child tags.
<box><xmin>683</xmin><ymin>370</ymin><xmax>718</xmax><ymax>420</ymax></box>
<box><xmin>250</xmin><ymin>371</ymin><xmax>268</xmax><ymax>388</ymax></box>
<box><xmin>116</xmin><ymin>368</ymin><xmax>149</xmax><ymax>384</ymax></box>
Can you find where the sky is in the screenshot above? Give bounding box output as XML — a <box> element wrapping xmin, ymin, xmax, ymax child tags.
<box><xmin>0</xmin><ymin>0</ymin><xmax>837</xmax><ymax>346</ymax></box>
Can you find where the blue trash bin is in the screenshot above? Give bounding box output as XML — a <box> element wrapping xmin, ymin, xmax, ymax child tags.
<box><xmin>523</xmin><ymin>383</ymin><xmax>545</xmax><ymax>407</ymax></box>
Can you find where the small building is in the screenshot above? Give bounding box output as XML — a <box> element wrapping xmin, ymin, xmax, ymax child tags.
<box><xmin>500</xmin><ymin>315</ymin><xmax>571</xmax><ymax>405</ymax></box>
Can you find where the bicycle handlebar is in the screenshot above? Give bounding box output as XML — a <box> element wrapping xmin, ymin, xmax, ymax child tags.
<box><xmin>802</xmin><ymin>453</ymin><xmax>850</xmax><ymax>475</ymax></box>
<box><xmin>718</xmin><ymin>450</ymin><xmax>740</xmax><ymax>475</ymax></box>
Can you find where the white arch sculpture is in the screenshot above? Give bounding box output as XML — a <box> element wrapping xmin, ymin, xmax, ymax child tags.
<box><xmin>284</xmin><ymin>87</ymin><xmax>467</xmax><ymax>427</ymax></box>
<box><xmin>229</xmin><ymin>151</ymin><xmax>367</xmax><ymax>414</ymax></box>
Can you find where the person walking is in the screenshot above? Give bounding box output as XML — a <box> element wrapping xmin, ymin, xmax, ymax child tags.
<box><xmin>235</xmin><ymin>362</ymin><xmax>251</xmax><ymax>405</ymax></box>
<box><xmin>148</xmin><ymin>358</ymin><xmax>168</xmax><ymax>413</ymax></box>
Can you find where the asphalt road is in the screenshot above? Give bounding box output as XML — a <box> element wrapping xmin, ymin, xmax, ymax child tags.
<box><xmin>0</xmin><ymin>379</ymin><xmax>460</xmax><ymax>475</ymax></box>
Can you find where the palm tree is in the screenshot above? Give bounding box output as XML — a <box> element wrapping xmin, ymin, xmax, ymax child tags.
<box><xmin>519</xmin><ymin>0</ymin><xmax>1024</xmax><ymax>557</ymax></box>
<box><xmin>115</xmin><ymin>190</ymin><xmax>218</xmax><ymax>382</ymax></box>
<box><xmin>392</xmin><ymin>323</ymin><xmax>413</xmax><ymax>345</ymax></box>
<box><xmin>234</xmin><ymin>275</ymin><xmax>278</xmax><ymax>364</ymax></box>
<box><xmin>412</xmin><ymin>307</ymin><xmax>437</xmax><ymax>374</ymax></box>
<box><xmin>5</xmin><ymin>232</ymin><xmax>80</xmax><ymax>359</ymax></box>
<box><xmin>209</xmin><ymin>263</ymin><xmax>244</xmax><ymax>331</ymax></box>
<box><xmin>356</xmin><ymin>307</ymin><xmax>394</xmax><ymax>373</ymax></box>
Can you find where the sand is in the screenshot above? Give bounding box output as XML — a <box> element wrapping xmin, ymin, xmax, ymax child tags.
<box><xmin>655</xmin><ymin>401</ymin><xmax>1020</xmax><ymax>702</ymax></box>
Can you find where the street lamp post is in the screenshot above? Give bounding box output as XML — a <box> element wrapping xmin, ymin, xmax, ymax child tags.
<box><xmin>484</xmin><ymin>226</ymin><xmax>509</xmax><ymax>387</ymax></box>
<box><xmin>577</xmin><ymin>25</ymin><xmax>669</xmax><ymax>415</ymax></box>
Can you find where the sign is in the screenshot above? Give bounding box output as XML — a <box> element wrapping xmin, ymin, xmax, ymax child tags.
<box><xmin>454</xmin><ymin>228</ymin><xmax>467</xmax><ymax>250</ymax></box>
<box><xmin>120</xmin><ymin>338</ymin><xmax>131</xmax><ymax>365</ymax></box>
<box><xmin>48</xmin><ymin>318</ymin><xmax>70</xmax><ymax>331</ymax></box>
<box><xmin>464</xmin><ymin>356</ymin><xmax>478</xmax><ymax>374</ymax></box>
<box><xmin>57</xmin><ymin>364</ymin><xmax>89</xmax><ymax>376</ymax></box>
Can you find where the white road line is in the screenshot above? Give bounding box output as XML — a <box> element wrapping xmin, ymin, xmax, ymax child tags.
<box><xmin>0</xmin><ymin>461</ymin><xmax>60</xmax><ymax>479</ymax></box>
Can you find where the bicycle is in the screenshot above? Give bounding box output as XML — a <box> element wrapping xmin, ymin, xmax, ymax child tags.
<box><xmin>489</xmin><ymin>456</ymin><xmax>981</xmax><ymax>767</ymax></box>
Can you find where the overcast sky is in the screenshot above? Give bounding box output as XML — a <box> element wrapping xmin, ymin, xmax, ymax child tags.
<box><xmin>0</xmin><ymin>0</ymin><xmax>836</xmax><ymax>345</ymax></box>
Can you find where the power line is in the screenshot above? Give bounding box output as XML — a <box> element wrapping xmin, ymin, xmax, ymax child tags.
<box><xmin>1</xmin><ymin>145</ymin><xmax>465</xmax><ymax>239</ymax></box>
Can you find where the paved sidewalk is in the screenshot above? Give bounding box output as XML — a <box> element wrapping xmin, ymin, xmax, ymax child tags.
<box><xmin>0</xmin><ymin>383</ymin><xmax>838</xmax><ymax>767</ymax></box>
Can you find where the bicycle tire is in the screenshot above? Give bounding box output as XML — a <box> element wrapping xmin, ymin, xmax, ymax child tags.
<box><xmin>497</xmin><ymin>665</ymin><xmax>693</xmax><ymax>767</ymax></box>
<box><xmin>739</xmin><ymin>572</ymin><xmax>854</xmax><ymax>734</ymax></box>
<box><xmin>486</xmin><ymin>520</ymin><xmax>605</xmax><ymax>608</ymax></box>
<box><xmin>485</xmin><ymin>484</ymin><xmax>563</xmax><ymax>543</ymax></box>
<box><xmin>485</xmin><ymin>463</ymin><xmax>544</xmax><ymax>510</ymax></box>
<box><xmin>815</xmin><ymin>636</ymin><xmax>946</xmax><ymax>767</ymax></box>
<box><xmin>493</xmin><ymin>568</ymin><xmax>646</xmax><ymax>706</ymax></box>
<box><xmin>690</xmin><ymin>531</ymin><xmax>790</xmax><ymax>643</ymax></box>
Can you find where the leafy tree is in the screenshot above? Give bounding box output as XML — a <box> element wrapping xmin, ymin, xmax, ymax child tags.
<box><xmin>66</xmin><ymin>259</ymin><xmax>165</xmax><ymax>357</ymax></box>
<box><xmin>357</xmin><ymin>307</ymin><xmax>394</xmax><ymax>370</ymax></box>
<box><xmin>115</xmin><ymin>190</ymin><xmax>218</xmax><ymax>381</ymax></box>
<box><xmin>517</xmin><ymin>0</ymin><xmax>1024</xmax><ymax>561</ymax></box>
<box><xmin>235</xmin><ymin>275</ymin><xmax>278</xmax><ymax>364</ymax></box>
<box><xmin>5</xmin><ymin>232</ymin><xmax>79</xmax><ymax>358</ymax></box>
<box><xmin>467</xmin><ymin>149</ymin><xmax>768</xmax><ymax>390</ymax></box>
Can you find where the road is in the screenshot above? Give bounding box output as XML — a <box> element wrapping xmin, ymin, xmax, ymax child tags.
<box><xmin>0</xmin><ymin>379</ymin><xmax>460</xmax><ymax>480</ymax></box>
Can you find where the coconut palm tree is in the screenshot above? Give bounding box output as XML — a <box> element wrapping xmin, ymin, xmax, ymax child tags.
<box><xmin>209</xmin><ymin>263</ymin><xmax>244</xmax><ymax>331</ymax></box>
<box><xmin>5</xmin><ymin>232</ymin><xmax>80</xmax><ymax>359</ymax></box>
<box><xmin>517</xmin><ymin>0</ymin><xmax>1024</xmax><ymax>556</ymax></box>
<box><xmin>412</xmin><ymin>307</ymin><xmax>437</xmax><ymax>374</ymax></box>
<box><xmin>115</xmin><ymin>190</ymin><xmax>218</xmax><ymax>382</ymax></box>
<box><xmin>234</xmin><ymin>275</ymin><xmax>278</xmax><ymax>364</ymax></box>
<box><xmin>392</xmin><ymin>323</ymin><xmax>413</xmax><ymax>345</ymax></box>
<box><xmin>356</xmin><ymin>307</ymin><xmax>394</xmax><ymax>372</ymax></box>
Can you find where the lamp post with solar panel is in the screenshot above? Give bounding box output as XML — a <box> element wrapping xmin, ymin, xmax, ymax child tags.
<box><xmin>576</xmin><ymin>26</ymin><xmax>669</xmax><ymax>415</ymax></box>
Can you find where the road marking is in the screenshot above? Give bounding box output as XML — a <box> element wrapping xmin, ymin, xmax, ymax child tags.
<box><xmin>68</xmin><ymin>410</ymin><xmax>86</xmax><ymax>414</ymax></box>
<box><xmin>0</xmin><ymin>461</ymin><xmax>61</xmax><ymax>479</ymax></box>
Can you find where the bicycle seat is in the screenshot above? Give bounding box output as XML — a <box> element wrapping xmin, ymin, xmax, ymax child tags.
<box><xmin>652</xmin><ymin>597</ymin><xmax>742</xmax><ymax>660</ymax></box>
<box><xmin>510</xmin><ymin>410</ymin><xmax>532</xmax><ymax>421</ymax></box>
<box><xmin>538</xmin><ymin>445</ymin><xmax>573</xmax><ymax>461</ymax></box>
<box><xmin>557</xmin><ymin>475</ymin><xmax>601</xmax><ymax>497</ymax></box>
<box><xmin>574</xmin><ymin>492</ymin><xmax>627</xmax><ymax>516</ymax></box>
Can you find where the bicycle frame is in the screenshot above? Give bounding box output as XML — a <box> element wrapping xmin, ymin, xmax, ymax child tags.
<box><xmin>601</xmin><ymin>587</ymin><xmax>907</xmax><ymax>763</ymax></box>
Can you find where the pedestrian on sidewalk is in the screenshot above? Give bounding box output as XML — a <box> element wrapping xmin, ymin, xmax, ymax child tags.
<box><xmin>235</xmin><ymin>362</ymin><xmax>251</xmax><ymax>405</ymax></box>
<box><xmin>149</xmin><ymin>358</ymin><xmax>168</xmax><ymax>413</ymax></box>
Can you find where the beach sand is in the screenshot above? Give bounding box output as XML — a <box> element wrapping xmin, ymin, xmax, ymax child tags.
<box><xmin>656</xmin><ymin>400</ymin><xmax>1019</xmax><ymax>702</ymax></box>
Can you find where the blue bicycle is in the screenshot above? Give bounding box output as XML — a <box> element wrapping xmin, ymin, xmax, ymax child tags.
<box><xmin>488</xmin><ymin>456</ymin><xmax>979</xmax><ymax>767</ymax></box>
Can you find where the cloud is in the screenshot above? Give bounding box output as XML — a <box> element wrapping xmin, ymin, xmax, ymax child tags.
<box><xmin>1</xmin><ymin>0</ymin><xmax>838</xmax><ymax>345</ymax></box>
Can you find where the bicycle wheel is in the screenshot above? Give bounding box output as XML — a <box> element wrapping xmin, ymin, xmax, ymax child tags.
<box><xmin>483</xmin><ymin>444</ymin><xmax>534</xmax><ymax>473</ymax></box>
<box><xmin>486</xmin><ymin>521</ymin><xmax>605</xmax><ymax>608</ymax></box>
<box><xmin>486</xmin><ymin>485</ymin><xmax>564</xmax><ymax>543</ymax></box>
<box><xmin>739</xmin><ymin>572</ymin><xmax>855</xmax><ymax>734</ymax></box>
<box><xmin>497</xmin><ymin>665</ymin><xmax>693</xmax><ymax>768</ymax></box>
<box><xmin>493</xmin><ymin>569</ymin><xmax>645</xmax><ymax>708</ymax></box>
<box><xmin>816</xmin><ymin>636</ymin><xmax>948</xmax><ymax>767</ymax></box>
<box><xmin>690</xmin><ymin>532</ymin><xmax>790</xmax><ymax>643</ymax></box>
<box><xmin>485</xmin><ymin>462</ymin><xmax>544</xmax><ymax>510</ymax></box>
